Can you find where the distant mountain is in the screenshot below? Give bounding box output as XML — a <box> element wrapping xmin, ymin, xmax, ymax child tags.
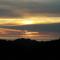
<box><xmin>0</xmin><ymin>23</ymin><xmax>60</xmax><ymax>32</ymax></box>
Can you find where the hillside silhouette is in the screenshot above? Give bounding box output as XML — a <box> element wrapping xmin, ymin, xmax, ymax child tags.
<box><xmin>0</xmin><ymin>38</ymin><xmax>60</xmax><ymax>58</ymax></box>
<box><xmin>0</xmin><ymin>38</ymin><xmax>60</xmax><ymax>49</ymax></box>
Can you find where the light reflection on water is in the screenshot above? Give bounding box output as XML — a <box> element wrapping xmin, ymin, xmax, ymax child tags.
<box><xmin>0</xmin><ymin>29</ymin><xmax>60</xmax><ymax>41</ymax></box>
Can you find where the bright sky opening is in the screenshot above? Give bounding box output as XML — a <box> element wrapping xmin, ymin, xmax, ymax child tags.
<box><xmin>0</xmin><ymin>16</ymin><xmax>60</xmax><ymax>26</ymax></box>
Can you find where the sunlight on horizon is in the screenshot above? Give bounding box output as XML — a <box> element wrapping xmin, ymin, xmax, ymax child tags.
<box><xmin>0</xmin><ymin>28</ymin><xmax>59</xmax><ymax>41</ymax></box>
<box><xmin>0</xmin><ymin>16</ymin><xmax>60</xmax><ymax>25</ymax></box>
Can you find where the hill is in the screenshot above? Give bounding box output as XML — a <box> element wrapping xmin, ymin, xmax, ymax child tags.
<box><xmin>0</xmin><ymin>38</ymin><xmax>60</xmax><ymax>48</ymax></box>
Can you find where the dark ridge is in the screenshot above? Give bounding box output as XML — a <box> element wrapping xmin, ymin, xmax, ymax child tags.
<box><xmin>0</xmin><ymin>38</ymin><xmax>60</xmax><ymax>48</ymax></box>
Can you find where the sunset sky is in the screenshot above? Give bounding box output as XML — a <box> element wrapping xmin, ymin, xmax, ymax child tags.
<box><xmin>0</xmin><ymin>0</ymin><xmax>60</xmax><ymax>26</ymax></box>
<box><xmin>0</xmin><ymin>0</ymin><xmax>60</xmax><ymax>41</ymax></box>
<box><xmin>0</xmin><ymin>0</ymin><xmax>59</xmax><ymax>33</ymax></box>
<box><xmin>0</xmin><ymin>17</ymin><xmax>60</xmax><ymax>26</ymax></box>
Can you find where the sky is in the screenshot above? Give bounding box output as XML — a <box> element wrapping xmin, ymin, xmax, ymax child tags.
<box><xmin>0</xmin><ymin>0</ymin><xmax>60</xmax><ymax>40</ymax></box>
<box><xmin>0</xmin><ymin>0</ymin><xmax>60</xmax><ymax>17</ymax></box>
<box><xmin>0</xmin><ymin>0</ymin><xmax>60</xmax><ymax>32</ymax></box>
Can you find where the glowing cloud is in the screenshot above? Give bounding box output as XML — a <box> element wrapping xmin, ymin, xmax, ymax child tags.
<box><xmin>0</xmin><ymin>16</ymin><xmax>60</xmax><ymax>25</ymax></box>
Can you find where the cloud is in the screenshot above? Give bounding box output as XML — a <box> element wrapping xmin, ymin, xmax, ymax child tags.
<box><xmin>0</xmin><ymin>28</ymin><xmax>23</xmax><ymax>36</ymax></box>
<box><xmin>0</xmin><ymin>23</ymin><xmax>60</xmax><ymax>32</ymax></box>
<box><xmin>0</xmin><ymin>0</ymin><xmax>60</xmax><ymax>17</ymax></box>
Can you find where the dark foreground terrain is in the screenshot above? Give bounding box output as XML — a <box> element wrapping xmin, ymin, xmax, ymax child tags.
<box><xmin>0</xmin><ymin>38</ymin><xmax>60</xmax><ymax>48</ymax></box>
<box><xmin>0</xmin><ymin>38</ymin><xmax>60</xmax><ymax>58</ymax></box>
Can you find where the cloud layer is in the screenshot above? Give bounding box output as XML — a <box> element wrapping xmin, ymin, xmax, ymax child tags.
<box><xmin>0</xmin><ymin>0</ymin><xmax>60</xmax><ymax>17</ymax></box>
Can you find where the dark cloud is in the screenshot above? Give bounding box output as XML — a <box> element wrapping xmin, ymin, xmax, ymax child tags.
<box><xmin>0</xmin><ymin>23</ymin><xmax>60</xmax><ymax>32</ymax></box>
<box><xmin>0</xmin><ymin>0</ymin><xmax>60</xmax><ymax>17</ymax></box>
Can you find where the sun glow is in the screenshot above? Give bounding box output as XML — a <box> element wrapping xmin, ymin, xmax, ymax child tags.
<box><xmin>17</xmin><ymin>18</ymin><xmax>34</xmax><ymax>25</ymax></box>
<box><xmin>21</xmin><ymin>20</ymin><xmax>33</xmax><ymax>25</ymax></box>
<box><xmin>16</xmin><ymin>17</ymin><xmax>60</xmax><ymax>25</ymax></box>
<box><xmin>0</xmin><ymin>16</ymin><xmax>60</xmax><ymax>25</ymax></box>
